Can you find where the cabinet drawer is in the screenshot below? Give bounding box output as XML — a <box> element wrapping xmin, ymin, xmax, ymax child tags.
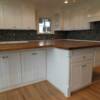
<box><xmin>71</xmin><ymin>48</ymin><xmax>94</xmax><ymax>63</ymax></box>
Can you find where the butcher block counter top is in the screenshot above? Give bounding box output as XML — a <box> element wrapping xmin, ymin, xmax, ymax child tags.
<box><xmin>0</xmin><ymin>40</ymin><xmax>100</xmax><ymax>51</ymax></box>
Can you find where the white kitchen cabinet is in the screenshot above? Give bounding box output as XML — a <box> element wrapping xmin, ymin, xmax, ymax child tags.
<box><xmin>0</xmin><ymin>56</ymin><xmax>10</xmax><ymax>89</ymax></box>
<box><xmin>47</xmin><ymin>48</ymin><xmax>94</xmax><ymax>96</ymax></box>
<box><xmin>0</xmin><ymin>0</ymin><xmax>36</xmax><ymax>29</ymax></box>
<box><xmin>70</xmin><ymin>63</ymin><xmax>82</xmax><ymax>92</ymax></box>
<box><xmin>21</xmin><ymin>49</ymin><xmax>46</xmax><ymax>84</ymax></box>
<box><xmin>70</xmin><ymin>48</ymin><xmax>94</xmax><ymax>92</ymax></box>
<box><xmin>0</xmin><ymin>52</ymin><xmax>21</xmax><ymax>90</ymax></box>
<box><xmin>21</xmin><ymin>4</ymin><xmax>36</xmax><ymax>29</ymax></box>
<box><xmin>81</xmin><ymin>61</ymin><xmax>93</xmax><ymax>87</ymax></box>
<box><xmin>47</xmin><ymin>48</ymin><xmax>70</xmax><ymax>96</ymax></box>
<box><xmin>70</xmin><ymin>61</ymin><xmax>93</xmax><ymax>92</ymax></box>
<box><xmin>7</xmin><ymin>52</ymin><xmax>21</xmax><ymax>86</ymax></box>
<box><xmin>0</xmin><ymin>1</ymin><xmax>4</xmax><ymax>28</ymax></box>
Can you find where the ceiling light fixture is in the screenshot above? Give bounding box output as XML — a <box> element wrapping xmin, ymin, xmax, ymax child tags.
<box><xmin>64</xmin><ymin>0</ymin><xmax>68</xmax><ymax>4</ymax></box>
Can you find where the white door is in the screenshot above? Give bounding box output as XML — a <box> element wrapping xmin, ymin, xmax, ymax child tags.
<box><xmin>21</xmin><ymin>49</ymin><xmax>46</xmax><ymax>83</ymax></box>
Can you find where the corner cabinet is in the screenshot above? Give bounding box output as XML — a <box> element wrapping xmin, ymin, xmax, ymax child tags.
<box><xmin>47</xmin><ymin>48</ymin><xmax>94</xmax><ymax>96</ymax></box>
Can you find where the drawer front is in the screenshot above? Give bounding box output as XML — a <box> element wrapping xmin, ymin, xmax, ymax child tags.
<box><xmin>70</xmin><ymin>48</ymin><xmax>94</xmax><ymax>63</ymax></box>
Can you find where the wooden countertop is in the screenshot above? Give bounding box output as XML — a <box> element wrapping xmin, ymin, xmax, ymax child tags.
<box><xmin>0</xmin><ymin>40</ymin><xmax>100</xmax><ymax>51</ymax></box>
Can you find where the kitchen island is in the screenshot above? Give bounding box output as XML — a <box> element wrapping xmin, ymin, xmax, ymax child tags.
<box><xmin>0</xmin><ymin>40</ymin><xmax>100</xmax><ymax>97</ymax></box>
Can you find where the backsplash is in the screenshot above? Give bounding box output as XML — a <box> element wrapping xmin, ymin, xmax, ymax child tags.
<box><xmin>0</xmin><ymin>30</ymin><xmax>37</xmax><ymax>41</ymax></box>
<box><xmin>0</xmin><ymin>29</ymin><xmax>100</xmax><ymax>41</ymax></box>
<box><xmin>0</xmin><ymin>29</ymin><xmax>67</xmax><ymax>41</ymax></box>
<box><xmin>55</xmin><ymin>30</ymin><xmax>100</xmax><ymax>41</ymax></box>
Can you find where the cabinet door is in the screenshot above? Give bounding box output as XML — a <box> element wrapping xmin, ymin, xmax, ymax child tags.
<box><xmin>3</xmin><ymin>0</ymin><xmax>15</xmax><ymax>29</ymax></box>
<box><xmin>0</xmin><ymin>56</ymin><xmax>10</xmax><ymax>89</ymax></box>
<box><xmin>21</xmin><ymin>49</ymin><xmax>46</xmax><ymax>83</ymax></box>
<box><xmin>70</xmin><ymin>63</ymin><xmax>82</xmax><ymax>92</ymax></box>
<box><xmin>0</xmin><ymin>1</ymin><xmax>4</xmax><ymax>28</ymax></box>
<box><xmin>81</xmin><ymin>61</ymin><xmax>93</xmax><ymax>87</ymax></box>
<box><xmin>7</xmin><ymin>52</ymin><xmax>21</xmax><ymax>86</ymax></box>
<box><xmin>22</xmin><ymin>5</ymin><xmax>36</xmax><ymax>29</ymax></box>
<box><xmin>0</xmin><ymin>52</ymin><xmax>21</xmax><ymax>90</ymax></box>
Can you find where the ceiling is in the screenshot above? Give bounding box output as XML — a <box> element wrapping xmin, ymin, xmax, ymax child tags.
<box><xmin>31</xmin><ymin>0</ymin><xmax>80</xmax><ymax>15</ymax></box>
<box><xmin>30</xmin><ymin>0</ymin><xmax>100</xmax><ymax>16</ymax></box>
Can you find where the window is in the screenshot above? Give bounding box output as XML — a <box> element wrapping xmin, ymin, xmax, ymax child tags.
<box><xmin>38</xmin><ymin>17</ymin><xmax>51</xmax><ymax>34</ymax></box>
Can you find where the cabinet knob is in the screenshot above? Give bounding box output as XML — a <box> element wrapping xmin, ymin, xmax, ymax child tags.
<box><xmin>2</xmin><ymin>56</ymin><xmax>8</xmax><ymax>59</ymax></box>
<box><xmin>83</xmin><ymin>56</ymin><xmax>86</xmax><ymax>59</ymax></box>
<box><xmin>82</xmin><ymin>64</ymin><xmax>87</xmax><ymax>68</ymax></box>
<box><xmin>32</xmin><ymin>53</ymin><xmax>37</xmax><ymax>55</ymax></box>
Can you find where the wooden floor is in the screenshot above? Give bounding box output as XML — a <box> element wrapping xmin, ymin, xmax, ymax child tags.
<box><xmin>93</xmin><ymin>67</ymin><xmax>100</xmax><ymax>82</ymax></box>
<box><xmin>0</xmin><ymin>81</ymin><xmax>100</xmax><ymax>100</ymax></box>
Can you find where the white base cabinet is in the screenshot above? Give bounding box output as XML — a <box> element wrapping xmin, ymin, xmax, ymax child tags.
<box><xmin>0</xmin><ymin>49</ymin><xmax>46</xmax><ymax>92</ymax></box>
<box><xmin>0</xmin><ymin>47</ymin><xmax>96</xmax><ymax>97</ymax></box>
<box><xmin>47</xmin><ymin>48</ymin><xmax>94</xmax><ymax>96</ymax></box>
<box><xmin>70</xmin><ymin>48</ymin><xmax>94</xmax><ymax>92</ymax></box>
<box><xmin>70</xmin><ymin>61</ymin><xmax>93</xmax><ymax>92</ymax></box>
<box><xmin>21</xmin><ymin>49</ymin><xmax>46</xmax><ymax>83</ymax></box>
<box><xmin>0</xmin><ymin>52</ymin><xmax>21</xmax><ymax>90</ymax></box>
<box><xmin>47</xmin><ymin>48</ymin><xmax>70</xmax><ymax>96</ymax></box>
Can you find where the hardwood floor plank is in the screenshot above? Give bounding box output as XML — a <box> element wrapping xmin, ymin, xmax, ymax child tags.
<box><xmin>0</xmin><ymin>81</ymin><xmax>100</xmax><ymax>100</ymax></box>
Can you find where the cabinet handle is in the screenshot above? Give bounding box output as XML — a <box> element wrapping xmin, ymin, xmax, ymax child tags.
<box><xmin>2</xmin><ymin>56</ymin><xmax>8</xmax><ymax>59</ymax></box>
<box><xmin>32</xmin><ymin>53</ymin><xmax>37</xmax><ymax>55</ymax></box>
<box><xmin>82</xmin><ymin>64</ymin><xmax>87</xmax><ymax>68</ymax></box>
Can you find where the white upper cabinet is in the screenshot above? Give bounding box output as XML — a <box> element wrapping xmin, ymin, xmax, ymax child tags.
<box><xmin>0</xmin><ymin>1</ymin><xmax>4</xmax><ymax>28</ymax></box>
<box><xmin>0</xmin><ymin>0</ymin><xmax>36</xmax><ymax>29</ymax></box>
<box><xmin>3</xmin><ymin>0</ymin><xmax>18</xmax><ymax>29</ymax></box>
<box><xmin>22</xmin><ymin>4</ymin><xmax>36</xmax><ymax>29</ymax></box>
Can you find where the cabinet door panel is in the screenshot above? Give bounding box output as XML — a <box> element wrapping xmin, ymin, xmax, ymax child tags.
<box><xmin>7</xmin><ymin>53</ymin><xmax>21</xmax><ymax>86</ymax></box>
<box><xmin>0</xmin><ymin>57</ymin><xmax>10</xmax><ymax>89</ymax></box>
<box><xmin>0</xmin><ymin>52</ymin><xmax>21</xmax><ymax>90</ymax></box>
<box><xmin>21</xmin><ymin>49</ymin><xmax>46</xmax><ymax>83</ymax></box>
<box><xmin>81</xmin><ymin>61</ymin><xmax>93</xmax><ymax>87</ymax></box>
<box><xmin>22</xmin><ymin>5</ymin><xmax>36</xmax><ymax>29</ymax></box>
<box><xmin>71</xmin><ymin>63</ymin><xmax>82</xmax><ymax>92</ymax></box>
